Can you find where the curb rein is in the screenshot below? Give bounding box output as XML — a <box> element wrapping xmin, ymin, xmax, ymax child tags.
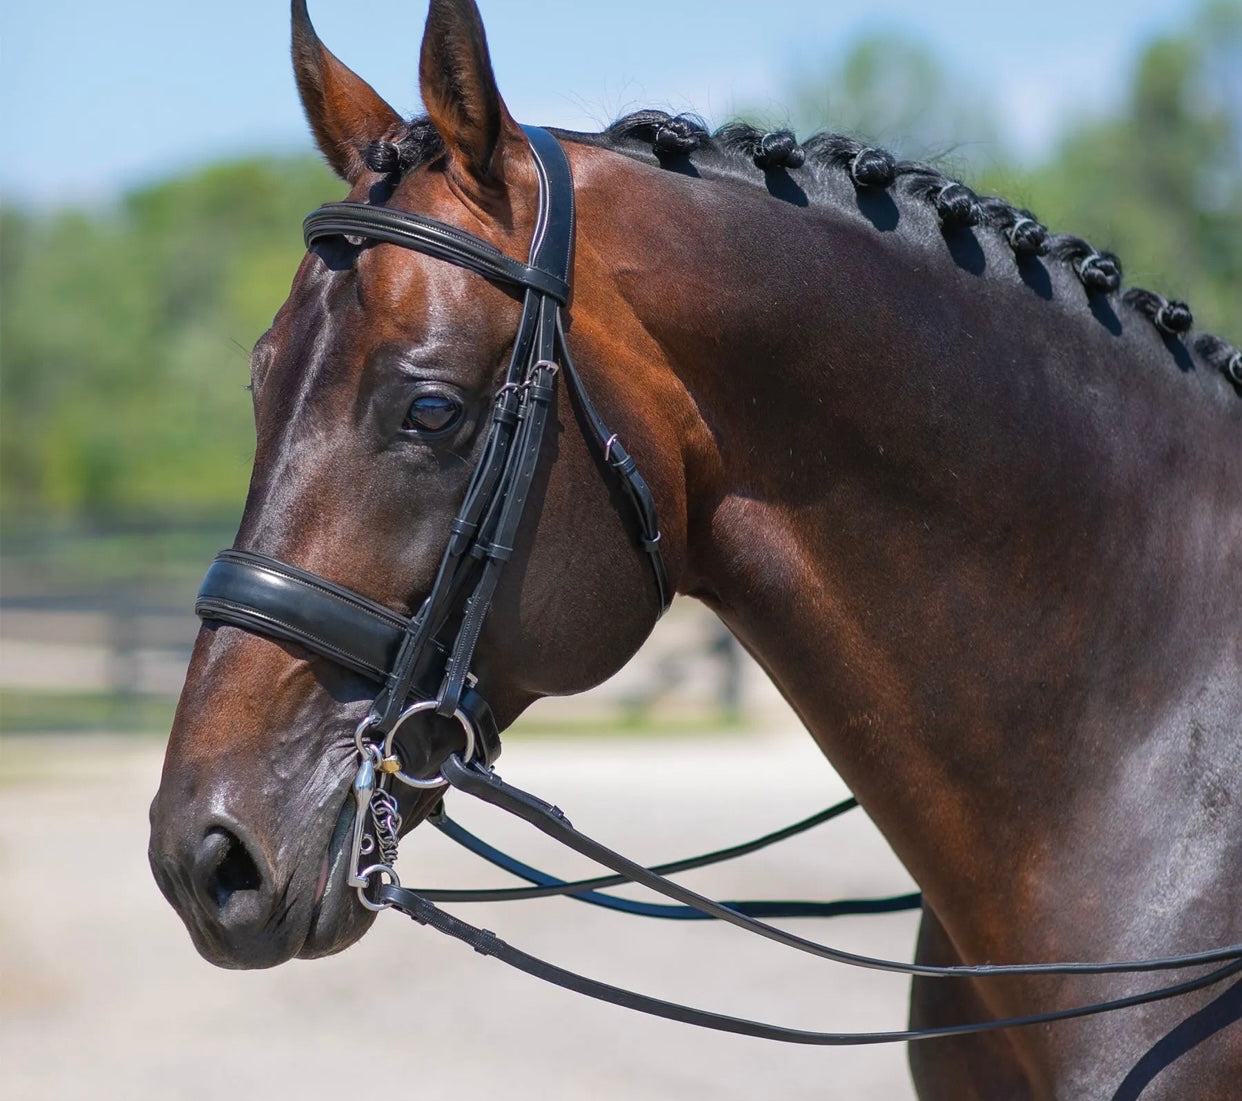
<box><xmin>194</xmin><ymin>127</ymin><xmax>1242</xmax><ymax>1045</ymax></box>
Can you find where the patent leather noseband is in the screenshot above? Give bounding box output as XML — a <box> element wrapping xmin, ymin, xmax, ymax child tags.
<box><xmin>197</xmin><ymin>125</ymin><xmax>669</xmax><ymax>770</ymax></box>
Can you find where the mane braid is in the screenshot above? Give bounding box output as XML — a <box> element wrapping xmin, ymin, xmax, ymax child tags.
<box><xmin>364</xmin><ymin>119</ymin><xmax>445</xmax><ymax>176</ymax></box>
<box><xmin>369</xmin><ymin>110</ymin><xmax>1241</xmax><ymax>397</ymax></box>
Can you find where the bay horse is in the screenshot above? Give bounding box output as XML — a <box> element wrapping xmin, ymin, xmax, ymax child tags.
<box><xmin>148</xmin><ymin>1</ymin><xmax>1242</xmax><ymax>1096</ymax></box>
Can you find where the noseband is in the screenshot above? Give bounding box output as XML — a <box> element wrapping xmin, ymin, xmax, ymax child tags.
<box><xmin>198</xmin><ymin>125</ymin><xmax>669</xmax><ymax>778</ymax></box>
<box><xmin>193</xmin><ymin>127</ymin><xmax>1242</xmax><ymax>1045</ymax></box>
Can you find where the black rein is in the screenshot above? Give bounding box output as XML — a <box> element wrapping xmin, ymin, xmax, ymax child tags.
<box><xmin>381</xmin><ymin>756</ymin><xmax>1242</xmax><ymax>1046</ymax></box>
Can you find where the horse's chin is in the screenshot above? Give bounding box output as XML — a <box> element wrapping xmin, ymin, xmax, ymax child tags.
<box><xmin>298</xmin><ymin>889</ymin><xmax>377</xmax><ymax>960</ymax></box>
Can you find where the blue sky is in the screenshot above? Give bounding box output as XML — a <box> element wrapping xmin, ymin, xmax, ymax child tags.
<box><xmin>0</xmin><ymin>0</ymin><xmax>1199</xmax><ymax>206</ymax></box>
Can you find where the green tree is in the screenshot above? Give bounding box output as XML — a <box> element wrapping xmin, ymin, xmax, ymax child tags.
<box><xmin>986</xmin><ymin>0</ymin><xmax>1241</xmax><ymax>333</ymax></box>
<box><xmin>0</xmin><ymin>155</ymin><xmax>339</xmax><ymax>521</ymax></box>
<box><xmin>771</xmin><ymin>32</ymin><xmax>1001</xmax><ymax>166</ymax></box>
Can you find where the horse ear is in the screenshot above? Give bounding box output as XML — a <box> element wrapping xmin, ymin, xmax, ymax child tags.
<box><xmin>419</xmin><ymin>0</ymin><xmax>522</xmax><ymax>188</ymax></box>
<box><xmin>291</xmin><ymin>0</ymin><xmax>403</xmax><ymax>182</ymax></box>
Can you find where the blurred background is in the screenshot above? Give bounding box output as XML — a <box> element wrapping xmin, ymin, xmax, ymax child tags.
<box><xmin>1</xmin><ymin>2</ymin><xmax>1239</xmax><ymax>1097</ymax></box>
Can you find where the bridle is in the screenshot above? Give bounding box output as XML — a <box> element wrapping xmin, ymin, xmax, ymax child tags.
<box><xmin>198</xmin><ymin>124</ymin><xmax>667</xmax><ymax>780</ymax></box>
<box><xmin>194</xmin><ymin>127</ymin><xmax>1242</xmax><ymax>1045</ymax></box>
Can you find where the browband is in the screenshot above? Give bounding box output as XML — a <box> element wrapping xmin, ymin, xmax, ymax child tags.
<box><xmin>303</xmin><ymin>126</ymin><xmax>575</xmax><ymax>305</ymax></box>
<box><xmin>303</xmin><ymin>205</ymin><xmax>570</xmax><ymax>304</ymax></box>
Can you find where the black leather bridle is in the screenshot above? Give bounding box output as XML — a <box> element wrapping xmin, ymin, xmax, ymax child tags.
<box><xmin>198</xmin><ymin>125</ymin><xmax>668</xmax><ymax>772</ymax></box>
<box><xmin>193</xmin><ymin>127</ymin><xmax>1242</xmax><ymax>1045</ymax></box>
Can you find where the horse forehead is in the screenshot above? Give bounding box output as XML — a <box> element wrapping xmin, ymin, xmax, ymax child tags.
<box><xmin>275</xmin><ymin>246</ymin><xmax>472</xmax><ymax>380</ymax></box>
<box><xmin>358</xmin><ymin>242</ymin><xmax>493</xmax><ymax>329</ymax></box>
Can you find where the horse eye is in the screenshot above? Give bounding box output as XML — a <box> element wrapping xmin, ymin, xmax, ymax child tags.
<box><xmin>404</xmin><ymin>394</ymin><xmax>462</xmax><ymax>434</ymax></box>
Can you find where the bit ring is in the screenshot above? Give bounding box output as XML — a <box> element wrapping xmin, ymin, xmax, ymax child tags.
<box><xmin>355</xmin><ymin>864</ymin><xmax>400</xmax><ymax>912</ymax></box>
<box><xmin>361</xmin><ymin>700</ymin><xmax>478</xmax><ymax>789</ymax></box>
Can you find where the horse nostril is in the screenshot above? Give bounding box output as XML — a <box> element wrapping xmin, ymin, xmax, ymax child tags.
<box><xmin>200</xmin><ymin>827</ymin><xmax>263</xmax><ymax>909</ymax></box>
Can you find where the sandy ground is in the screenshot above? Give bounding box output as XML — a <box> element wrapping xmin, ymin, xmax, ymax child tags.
<box><xmin>0</xmin><ymin>728</ymin><xmax>923</xmax><ymax>1101</ymax></box>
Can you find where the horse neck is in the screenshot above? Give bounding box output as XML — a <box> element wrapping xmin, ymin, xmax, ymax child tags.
<box><xmin>574</xmin><ymin>145</ymin><xmax>1242</xmax><ymax>941</ymax></box>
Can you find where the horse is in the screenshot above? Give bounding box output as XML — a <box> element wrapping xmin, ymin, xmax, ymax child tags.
<box><xmin>148</xmin><ymin>1</ymin><xmax>1242</xmax><ymax>1096</ymax></box>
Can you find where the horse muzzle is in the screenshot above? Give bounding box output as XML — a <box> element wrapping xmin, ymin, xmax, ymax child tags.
<box><xmin>148</xmin><ymin>776</ymin><xmax>382</xmax><ymax>968</ymax></box>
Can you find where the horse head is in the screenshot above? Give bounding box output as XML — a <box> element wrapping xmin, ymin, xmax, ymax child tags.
<box><xmin>148</xmin><ymin>0</ymin><xmax>684</xmax><ymax>968</ymax></box>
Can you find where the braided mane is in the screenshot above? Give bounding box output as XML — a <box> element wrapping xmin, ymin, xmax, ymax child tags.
<box><xmin>364</xmin><ymin>112</ymin><xmax>1242</xmax><ymax>395</ymax></box>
